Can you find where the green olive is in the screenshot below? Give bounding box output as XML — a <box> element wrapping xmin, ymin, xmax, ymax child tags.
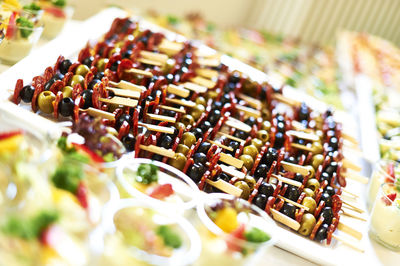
<box><xmin>261</xmin><ymin>120</ymin><xmax>271</xmax><ymax>131</ymax></box>
<box><xmin>312</xmin><ymin>141</ymin><xmax>323</xmax><ymax>154</ymax></box>
<box><xmin>175</xmin><ymin>122</ymin><xmax>186</xmax><ymax>131</ymax></box>
<box><xmin>306</xmin><ymin>178</ymin><xmax>320</xmax><ymax>193</ymax></box>
<box><xmin>161</xmin><ymin>59</ymin><xmax>176</xmax><ymax>74</ymax></box>
<box><xmin>38</xmin><ymin>91</ymin><xmax>56</xmax><ymax>114</ymax></box>
<box><xmin>190</xmin><ymin>104</ymin><xmax>205</xmax><ymax>120</ymax></box>
<box><xmin>303</xmin><ymin>188</ymin><xmax>315</xmax><ymax>198</ymax></box>
<box><xmin>251</xmin><ymin>138</ymin><xmax>263</xmax><ymax>151</ymax></box>
<box><xmin>298</xmin><ymin>213</ymin><xmax>316</xmax><ymax>236</ymax></box>
<box><xmin>244</xmin><ymin>175</ymin><xmax>256</xmax><ymax>190</ymax></box>
<box><xmin>206</xmin><ymin>90</ymin><xmax>218</xmax><ymax>100</ymax></box>
<box><xmin>168</xmin><ymin>153</ymin><xmax>187</xmax><ymax>171</ymax></box>
<box><xmin>75</xmin><ymin>64</ymin><xmax>90</xmax><ymax>77</ymax></box>
<box><xmin>181</xmin><ymin>114</ymin><xmax>195</xmax><ymax>127</ymax></box>
<box><xmin>96</xmin><ymin>58</ymin><xmax>108</xmax><ymax>72</ymax></box>
<box><xmin>181</xmin><ymin>132</ymin><xmax>196</xmax><ymax>147</ymax></box>
<box><xmin>61</xmin><ymin>86</ymin><xmax>73</xmax><ymax>98</ymax></box>
<box><xmin>301</xmin><ymin>196</ymin><xmax>317</xmax><ymax>213</ymax></box>
<box><xmin>240</xmin><ymin>154</ymin><xmax>254</xmax><ymax>170</ymax></box>
<box><xmin>242</xmin><ymin>145</ymin><xmax>258</xmax><ymax>159</ymax></box>
<box><xmin>312</xmin><ymin>154</ymin><xmax>324</xmax><ymax>170</ymax></box>
<box><xmin>106</xmin><ymin>127</ymin><xmax>118</xmax><ymax>137</ymax></box>
<box><xmin>108</xmin><ymin>48</ymin><xmax>120</xmax><ymax>57</ymax></box>
<box><xmin>234</xmin><ymin>181</ymin><xmax>250</xmax><ymax>200</ymax></box>
<box><xmin>176</xmin><ymin>144</ymin><xmax>189</xmax><ymax>156</ymax></box>
<box><xmin>256</xmin><ymin>130</ymin><xmax>269</xmax><ymax>143</ymax></box>
<box><xmin>305</xmin><ymin>165</ymin><xmax>315</xmax><ymax>178</ymax></box>
<box><xmin>115</xmin><ymin>41</ymin><xmax>124</xmax><ymax>48</ymax></box>
<box><xmin>69</xmin><ymin>75</ymin><xmax>84</xmax><ymax>87</ymax></box>
<box><xmin>195</xmin><ymin>96</ymin><xmax>206</xmax><ymax>106</ymax></box>
<box><xmin>261</xmin><ymin>108</ymin><xmax>271</xmax><ymax>121</ymax></box>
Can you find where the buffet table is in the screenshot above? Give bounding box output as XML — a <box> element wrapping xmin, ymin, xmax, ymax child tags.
<box><xmin>0</xmin><ymin>7</ymin><xmax>399</xmax><ymax>266</ymax></box>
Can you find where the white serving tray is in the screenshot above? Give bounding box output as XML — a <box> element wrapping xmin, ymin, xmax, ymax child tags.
<box><xmin>0</xmin><ymin>7</ymin><xmax>395</xmax><ymax>266</ymax></box>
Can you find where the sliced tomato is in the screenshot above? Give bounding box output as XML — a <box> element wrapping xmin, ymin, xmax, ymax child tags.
<box><xmin>40</xmin><ymin>225</ymin><xmax>60</xmax><ymax>246</ymax></box>
<box><xmin>76</xmin><ymin>181</ymin><xmax>89</xmax><ymax>209</ymax></box>
<box><xmin>5</xmin><ymin>12</ymin><xmax>17</xmax><ymax>40</ymax></box>
<box><xmin>44</xmin><ymin>7</ymin><xmax>66</xmax><ymax>18</ymax></box>
<box><xmin>386</xmin><ymin>162</ymin><xmax>396</xmax><ymax>182</ymax></box>
<box><xmin>72</xmin><ymin>143</ymin><xmax>104</xmax><ymax>163</ymax></box>
<box><xmin>0</xmin><ymin>130</ymin><xmax>22</xmax><ymax>141</ymax></box>
<box><xmin>226</xmin><ymin>223</ymin><xmax>245</xmax><ymax>252</ymax></box>
<box><xmin>148</xmin><ymin>184</ymin><xmax>174</xmax><ymax>199</ymax></box>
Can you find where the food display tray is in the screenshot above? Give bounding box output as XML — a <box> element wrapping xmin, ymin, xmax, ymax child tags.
<box><xmin>0</xmin><ymin>7</ymin><xmax>397</xmax><ymax>266</ymax></box>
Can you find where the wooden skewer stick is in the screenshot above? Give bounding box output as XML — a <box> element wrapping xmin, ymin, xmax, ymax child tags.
<box><xmin>205</xmin><ymin>179</ymin><xmax>242</xmax><ymax>197</ymax></box>
<box><xmin>345</xmin><ymin>169</ymin><xmax>369</xmax><ymax>184</ymax></box>
<box><xmin>343</xmin><ymin>158</ymin><xmax>362</xmax><ymax>172</ymax></box>
<box><xmin>219</xmin><ymin>152</ymin><xmax>244</xmax><ymax>169</ymax></box>
<box><xmin>226</xmin><ymin>117</ymin><xmax>252</xmax><ymax>133</ymax></box>
<box><xmin>281</xmin><ymin>161</ymin><xmax>310</xmax><ymax>176</ymax></box>
<box><xmin>140</xmin><ymin>50</ymin><xmax>168</xmax><ymax>63</ymax></box>
<box><xmin>341</xmin><ymin>209</ymin><xmax>367</xmax><ymax>222</ymax></box>
<box><xmin>108</xmin><ymin>80</ymin><xmax>146</xmax><ymax>92</ymax></box>
<box><xmin>80</xmin><ymin>107</ymin><xmax>115</xmax><ymax>120</ymax></box>
<box><xmin>338</xmin><ymin>222</ymin><xmax>363</xmax><ymax>240</ymax></box>
<box><xmin>342</xmin><ymin>201</ymin><xmax>365</xmax><ymax>214</ymax></box>
<box><xmin>291</xmin><ymin>120</ymin><xmax>314</xmax><ymax>133</ymax></box>
<box><xmin>165</xmin><ymin>98</ymin><xmax>196</xmax><ymax>108</ymax></box>
<box><xmin>158</xmin><ymin>39</ymin><xmax>184</xmax><ymax>55</ymax></box>
<box><xmin>273</xmin><ymin>93</ymin><xmax>302</xmax><ymax>107</ymax></box>
<box><xmin>139</xmin><ymin>145</ymin><xmax>175</xmax><ymax>158</ymax></box>
<box><xmin>341</xmin><ymin>132</ymin><xmax>358</xmax><ymax>145</ymax></box>
<box><xmin>235</xmin><ymin>105</ymin><xmax>261</xmax><ymax>118</ymax></box>
<box><xmin>207</xmin><ymin>140</ymin><xmax>234</xmax><ymax>152</ymax></box>
<box><xmin>271</xmin><ymin>174</ymin><xmax>302</xmax><ymax>187</ymax></box>
<box><xmin>106</xmin><ymin>87</ymin><xmax>141</xmax><ymax>99</ymax></box>
<box><xmin>138</xmin><ymin>58</ymin><xmax>163</xmax><ymax>66</ymax></box>
<box><xmin>181</xmin><ymin>82</ymin><xmax>207</xmax><ymax>93</ymax></box>
<box><xmin>197</xmin><ymin>58</ymin><xmax>221</xmax><ymax>67</ymax></box>
<box><xmin>195</xmin><ymin>68</ymin><xmax>218</xmax><ymax>79</ymax></box>
<box><xmin>277</xmin><ymin>195</ymin><xmax>310</xmax><ymax>211</ymax></box>
<box><xmin>219</xmin><ymin>164</ymin><xmax>245</xmax><ymax>179</ymax></box>
<box><xmin>125</xmin><ymin>68</ymin><xmax>154</xmax><ymax>77</ymax></box>
<box><xmin>159</xmin><ymin>105</ymin><xmax>186</xmax><ymax>114</ymax></box>
<box><xmin>332</xmin><ymin>234</ymin><xmax>364</xmax><ymax>252</ymax></box>
<box><xmin>286</xmin><ymin>130</ymin><xmax>320</xmax><ymax>142</ymax></box>
<box><xmin>270</xmin><ymin>208</ymin><xmax>301</xmax><ymax>231</ymax></box>
<box><xmin>99</xmin><ymin>97</ymin><xmax>138</xmax><ymax>107</ymax></box>
<box><xmin>190</xmin><ymin>76</ymin><xmax>216</xmax><ymax>89</ymax></box>
<box><xmin>167</xmin><ymin>84</ymin><xmax>190</xmax><ymax>98</ymax></box>
<box><xmin>238</xmin><ymin>93</ymin><xmax>262</xmax><ymax>109</ymax></box>
<box><xmin>146</xmin><ymin>113</ymin><xmax>176</xmax><ymax>123</ymax></box>
<box><xmin>137</xmin><ymin>122</ymin><xmax>175</xmax><ymax>134</ymax></box>
<box><xmin>216</xmin><ymin>131</ymin><xmax>245</xmax><ymax>143</ymax></box>
<box><xmin>291</xmin><ymin>143</ymin><xmax>315</xmax><ymax>152</ymax></box>
<box><xmin>332</xmin><ymin>184</ymin><xmax>359</xmax><ymax>199</ymax></box>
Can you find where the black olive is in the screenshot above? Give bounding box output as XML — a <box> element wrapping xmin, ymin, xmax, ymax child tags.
<box><xmin>183</xmin><ymin>58</ymin><xmax>192</xmax><ymax>67</ymax></box>
<box><xmin>146</xmin><ymin>95</ymin><xmax>154</xmax><ymax>103</ymax></box>
<box><xmin>228</xmin><ymin>140</ymin><xmax>240</xmax><ymax>150</ymax></box>
<box><xmin>294</xmin><ymin>173</ymin><xmax>304</xmax><ymax>183</ymax></box>
<box><xmin>160</xmin><ymin>135</ymin><xmax>173</xmax><ymax>149</ymax></box>
<box><xmin>320</xmin><ymin>192</ymin><xmax>332</xmax><ymax>207</ymax></box>
<box><xmin>319</xmin><ymin>172</ymin><xmax>331</xmax><ymax>183</ymax></box>
<box><xmin>208</xmin><ymin>109</ymin><xmax>221</xmax><ymax>125</ymax></box>
<box><xmin>197</xmin><ymin>142</ymin><xmax>211</xmax><ymax>154</ymax></box>
<box><xmin>253</xmin><ymin>194</ymin><xmax>268</xmax><ymax>210</ymax></box>
<box><xmin>329</xmin><ymin>137</ymin><xmax>339</xmax><ymax>150</ymax></box>
<box><xmin>188</xmin><ymin>163</ymin><xmax>206</xmax><ymax>183</ymax></box>
<box><xmin>285</xmin><ymin>186</ymin><xmax>300</xmax><ymax>201</ymax></box>
<box><xmin>191</xmin><ymin>127</ymin><xmax>203</xmax><ymax>140</ymax></box>
<box><xmin>82</xmin><ymin>56</ymin><xmax>94</xmax><ymax>67</ymax></box>
<box><xmin>53</xmin><ymin>73</ymin><xmax>64</xmax><ymax>80</ymax></box>
<box><xmin>223</xmin><ymin>82</ymin><xmax>235</xmax><ymax>93</ymax></box>
<box><xmin>220</xmin><ymin>94</ymin><xmax>231</xmax><ymax>105</ymax></box>
<box><xmin>44</xmin><ymin>78</ymin><xmax>56</xmax><ymax>91</ymax></box>
<box><xmin>324</xmin><ymin>186</ymin><xmax>335</xmax><ymax>197</ymax></box>
<box><xmin>274</xmin><ymin>132</ymin><xmax>284</xmax><ymax>148</ymax></box>
<box><xmin>200</xmin><ymin>121</ymin><xmax>212</xmax><ymax>132</ymax></box>
<box><xmin>325</xmin><ymin>162</ymin><xmax>337</xmax><ymax>176</ymax></box>
<box><xmin>276</xmin><ymin>114</ymin><xmax>285</xmax><ymax>122</ymax></box>
<box><xmin>152</xmin><ymin>154</ymin><xmax>163</xmax><ymax>161</ymax></box>
<box><xmin>110</xmin><ymin>60</ymin><xmax>120</xmax><ymax>72</ymax></box>
<box><xmin>286</xmin><ymin>156</ymin><xmax>297</xmax><ymax>164</ymax></box>
<box><xmin>277</xmin><ymin>121</ymin><xmax>285</xmax><ymax>133</ymax></box>
<box><xmin>121</xmin><ymin>133</ymin><xmax>135</xmax><ymax>151</ymax></box>
<box><xmin>162</xmin><ymin>109</ymin><xmax>176</xmax><ymax>117</ymax></box>
<box><xmin>59</xmin><ymin>59</ymin><xmax>72</xmax><ymax>74</ymax></box>
<box><xmin>229</xmin><ymin>72</ymin><xmax>240</xmax><ymax>83</ymax></box>
<box><xmin>20</xmin><ymin>85</ymin><xmax>35</xmax><ymax>103</ymax></box>
<box><xmin>58</xmin><ymin>97</ymin><xmax>75</xmax><ymax>117</ymax></box>
<box><xmin>258</xmin><ymin>182</ymin><xmax>274</xmax><ymax>198</ymax></box>
<box><xmin>315</xmin><ymin>223</ymin><xmax>329</xmax><ymax>241</ymax></box>
<box><xmin>211</xmin><ymin>101</ymin><xmax>222</xmax><ymax>110</ymax></box>
<box><xmin>233</xmin><ymin>130</ymin><xmax>247</xmax><ymax>139</ymax></box>
<box><xmin>115</xmin><ymin>113</ymin><xmax>132</xmax><ymax>130</ymax></box>
<box><xmin>88</xmin><ymin>79</ymin><xmax>101</xmax><ymax>90</ymax></box>
<box><xmin>193</xmin><ymin>153</ymin><xmax>207</xmax><ymax>165</ymax></box>
<box><xmin>254</xmin><ymin>164</ymin><xmax>268</xmax><ymax>178</ymax></box>
<box><xmin>81</xmin><ymin>89</ymin><xmax>93</xmax><ymax>109</ymax></box>
<box><xmin>320</xmin><ymin>207</ymin><xmax>333</xmax><ymax>225</ymax></box>
<box><xmin>216</xmin><ymin>173</ymin><xmax>230</xmax><ymax>182</ymax></box>
<box><xmin>263</xmin><ymin>148</ymin><xmax>278</xmax><ymax>167</ymax></box>
<box><xmin>138</xmin><ymin>36</ymin><xmax>148</xmax><ymax>46</ymax></box>
<box><xmin>122</xmin><ymin>50</ymin><xmax>132</xmax><ymax>59</ymax></box>
<box><xmin>244</xmin><ymin>116</ymin><xmax>256</xmax><ymax>127</ymax></box>
<box><xmin>281</xmin><ymin>203</ymin><xmax>296</xmax><ymax>219</ymax></box>
<box><xmin>94</xmin><ymin>72</ymin><xmax>104</xmax><ymax>80</ymax></box>
<box><xmin>166</xmin><ymin>74</ymin><xmax>174</xmax><ymax>83</ymax></box>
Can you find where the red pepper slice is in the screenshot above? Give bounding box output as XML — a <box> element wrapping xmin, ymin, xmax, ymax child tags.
<box><xmin>117</xmin><ymin>121</ymin><xmax>130</xmax><ymax>140</ymax></box>
<box><xmin>327</xmin><ymin>222</ymin><xmax>335</xmax><ymax>245</ymax></box>
<box><xmin>275</xmin><ymin>198</ymin><xmax>284</xmax><ymax>211</ymax></box>
<box><xmin>295</xmin><ymin>208</ymin><xmax>305</xmax><ymax>223</ymax></box>
<box><xmin>0</xmin><ymin>130</ymin><xmax>22</xmax><ymax>141</ymax></box>
<box><xmin>314</xmin><ymin>200</ymin><xmax>325</xmax><ymax>218</ymax></box>
<box><xmin>92</xmin><ymin>82</ymin><xmax>101</xmax><ymax>109</ymax></box>
<box><xmin>73</xmin><ymin>96</ymin><xmax>83</xmax><ymax>122</ymax></box>
<box><xmin>76</xmin><ymin>181</ymin><xmax>89</xmax><ymax>209</ymax></box>
<box><xmin>386</xmin><ymin>162</ymin><xmax>396</xmax><ymax>182</ymax></box>
<box><xmin>265</xmin><ymin>196</ymin><xmax>275</xmax><ymax>215</ymax></box>
<box><xmin>182</xmin><ymin>158</ymin><xmax>194</xmax><ymax>174</ymax></box>
<box><xmin>44</xmin><ymin>67</ymin><xmax>54</xmax><ymax>83</ymax></box>
<box><xmin>226</xmin><ymin>223</ymin><xmax>245</xmax><ymax>252</ymax></box>
<box><xmin>32</xmin><ymin>76</ymin><xmax>45</xmax><ymax>89</ymax></box>
<box><xmin>134</xmin><ymin>134</ymin><xmax>144</xmax><ymax>158</ymax></box>
<box><xmin>54</xmin><ymin>55</ymin><xmax>65</xmax><ymax>72</ymax></box>
<box><xmin>44</xmin><ymin>6</ymin><xmax>66</xmax><ymax>18</ymax></box>
<box><xmin>62</xmin><ymin>72</ymin><xmax>73</xmax><ymax>87</ymax></box>
<box><xmin>331</xmin><ymin>194</ymin><xmax>342</xmax><ymax>214</ymax></box>
<box><xmin>52</xmin><ymin>91</ymin><xmax>63</xmax><ymax>119</ymax></box>
<box><xmin>49</xmin><ymin>80</ymin><xmax>64</xmax><ymax>95</ymax></box>
<box><xmin>68</xmin><ymin>62</ymin><xmax>80</xmax><ymax>73</ymax></box>
<box><xmin>72</xmin><ymin>83</ymin><xmax>83</xmax><ymax>100</ymax></box>
<box><xmin>72</xmin><ymin>143</ymin><xmax>104</xmax><ymax>163</ymax></box>
<box><xmin>297</xmin><ymin>192</ymin><xmax>306</xmax><ymax>204</ymax></box>
<box><xmin>13</xmin><ymin>79</ymin><xmax>23</xmax><ymax>104</ymax></box>
<box><xmin>5</xmin><ymin>12</ymin><xmax>17</xmax><ymax>40</ymax></box>
<box><xmin>31</xmin><ymin>83</ymin><xmax>44</xmax><ymax>112</ymax></box>
<box><xmin>148</xmin><ymin>184</ymin><xmax>174</xmax><ymax>199</ymax></box>
<box><xmin>84</xmin><ymin>71</ymin><xmax>94</xmax><ymax>90</ymax></box>
<box><xmin>273</xmin><ymin>181</ymin><xmax>282</xmax><ymax>198</ymax></box>
<box><xmin>310</xmin><ymin>216</ymin><xmax>324</xmax><ymax>241</ymax></box>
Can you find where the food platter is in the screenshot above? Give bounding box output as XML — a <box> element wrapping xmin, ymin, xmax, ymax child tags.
<box><xmin>0</xmin><ymin>7</ymin><xmax>397</xmax><ymax>266</ymax></box>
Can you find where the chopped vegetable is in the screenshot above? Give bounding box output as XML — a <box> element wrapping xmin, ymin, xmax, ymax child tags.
<box><xmin>52</xmin><ymin>0</ymin><xmax>66</xmax><ymax>7</ymax></box>
<box><xmin>16</xmin><ymin>17</ymin><xmax>34</xmax><ymax>38</ymax></box>
<box><xmin>2</xmin><ymin>210</ymin><xmax>59</xmax><ymax>240</ymax></box>
<box><xmin>136</xmin><ymin>163</ymin><xmax>159</xmax><ymax>184</ymax></box>
<box><xmin>214</xmin><ymin>207</ymin><xmax>239</xmax><ymax>233</ymax></box>
<box><xmin>156</xmin><ymin>225</ymin><xmax>182</xmax><ymax>249</ymax></box>
<box><xmin>244</xmin><ymin>227</ymin><xmax>271</xmax><ymax>243</ymax></box>
<box><xmin>149</xmin><ymin>184</ymin><xmax>174</xmax><ymax>199</ymax></box>
<box><xmin>23</xmin><ymin>3</ymin><xmax>41</xmax><ymax>12</ymax></box>
<box><xmin>5</xmin><ymin>11</ymin><xmax>17</xmax><ymax>39</ymax></box>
